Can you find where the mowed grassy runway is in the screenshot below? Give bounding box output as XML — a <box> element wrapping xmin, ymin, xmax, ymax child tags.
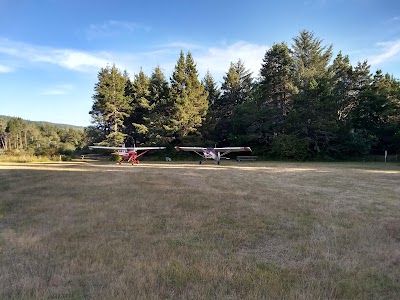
<box><xmin>1</xmin><ymin>161</ymin><xmax>399</xmax><ymax>299</ymax></box>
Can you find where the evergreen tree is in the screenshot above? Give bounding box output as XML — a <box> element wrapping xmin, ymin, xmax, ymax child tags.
<box><xmin>124</xmin><ymin>69</ymin><xmax>151</xmax><ymax>145</ymax></box>
<box><xmin>352</xmin><ymin>61</ymin><xmax>372</xmax><ymax>92</ymax></box>
<box><xmin>147</xmin><ymin>66</ymin><xmax>171</xmax><ymax>144</ymax></box>
<box><xmin>0</xmin><ymin>118</ymin><xmax>7</xmax><ymax>150</ymax></box>
<box><xmin>5</xmin><ymin>117</ymin><xmax>26</xmax><ymax>150</ymax></box>
<box><xmin>90</xmin><ymin>64</ymin><xmax>130</xmax><ymax>146</ymax></box>
<box><xmin>167</xmin><ymin>51</ymin><xmax>208</xmax><ymax>141</ymax></box>
<box><xmin>83</xmin><ymin>126</ymin><xmax>105</xmax><ymax>148</ymax></box>
<box><xmin>350</xmin><ymin>70</ymin><xmax>400</xmax><ymax>154</ymax></box>
<box><xmin>215</xmin><ymin>59</ymin><xmax>253</xmax><ymax>145</ymax></box>
<box><xmin>259</xmin><ymin>42</ymin><xmax>296</xmax><ymax>135</ymax></box>
<box><xmin>202</xmin><ymin>70</ymin><xmax>221</xmax><ymax>106</ymax></box>
<box><xmin>288</xmin><ymin>31</ymin><xmax>336</xmax><ymax>157</ymax></box>
<box><xmin>200</xmin><ymin>70</ymin><xmax>221</xmax><ymax>143</ymax></box>
<box><xmin>329</xmin><ymin>51</ymin><xmax>354</xmax><ymax>123</ymax></box>
<box><xmin>37</xmin><ymin>124</ymin><xmax>61</xmax><ymax>156</ymax></box>
<box><xmin>292</xmin><ymin>30</ymin><xmax>333</xmax><ymax>89</ymax></box>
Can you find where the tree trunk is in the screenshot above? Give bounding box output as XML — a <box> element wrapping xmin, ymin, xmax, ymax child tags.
<box><xmin>0</xmin><ymin>136</ymin><xmax>5</xmax><ymax>149</ymax></box>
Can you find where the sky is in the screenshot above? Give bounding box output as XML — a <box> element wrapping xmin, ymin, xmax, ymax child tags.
<box><xmin>0</xmin><ymin>0</ymin><xmax>399</xmax><ymax>126</ymax></box>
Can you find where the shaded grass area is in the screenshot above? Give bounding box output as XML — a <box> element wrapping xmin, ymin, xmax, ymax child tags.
<box><xmin>0</xmin><ymin>155</ymin><xmax>55</xmax><ymax>163</ymax></box>
<box><xmin>0</xmin><ymin>161</ymin><xmax>399</xmax><ymax>299</ymax></box>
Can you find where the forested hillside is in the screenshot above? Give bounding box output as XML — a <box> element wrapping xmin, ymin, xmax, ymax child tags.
<box><xmin>0</xmin><ymin>116</ymin><xmax>88</xmax><ymax>156</ymax></box>
<box><xmin>89</xmin><ymin>30</ymin><xmax>400</xmax><ymax>160</ymax></box>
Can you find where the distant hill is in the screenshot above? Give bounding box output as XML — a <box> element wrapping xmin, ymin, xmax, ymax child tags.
<box><xmin>0</xmin><ymin>115</ymin><xmax>85</xmax><ymax>131</ymax></box>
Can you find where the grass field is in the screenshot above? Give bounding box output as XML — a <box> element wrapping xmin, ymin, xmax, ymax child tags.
<box><xmin>1</xmin><ymin>161</ymin><xmax>399</xmax><ymax>299</ymax></box>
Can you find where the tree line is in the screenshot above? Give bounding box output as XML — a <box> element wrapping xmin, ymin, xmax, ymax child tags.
<box><xmin>2</xmin><ymin>30</ymin><xmax>399</xmax><ymax>160</ymax></box>
<box><xmin>0</xmin><ymin>116</ymin><xmax>88</xmax><ymax>156</ymax></box>
<box><xmin>90</xmin><ymin>30</ymin><xmax>400</xmax><ymax>160</ymax></box>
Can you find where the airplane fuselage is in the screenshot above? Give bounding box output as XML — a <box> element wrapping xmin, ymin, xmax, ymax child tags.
<box><xmin>204</xmin><ymin>148</ymin><xmax>217</xmax><ymax>160</ymax></box>
<box><xmin>89</xmin><ymin>145</ymin><xmax>165</xmax><ymax>165</ymax></box>
<box><xmin>174</xmin><ymin>146</ymin><xmax>251</xmax><ymax>165</ymax></box>
<box><xmin>115</xmin><ymin>150</ymin><xmax>138</xmax><ymax>163</ymax></box>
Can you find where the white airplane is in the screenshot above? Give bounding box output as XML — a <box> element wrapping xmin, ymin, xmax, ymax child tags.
<box><xmin>89</xmin><ymin>145</ymin><xmax>165</xmax><ymax>164</ymax></box>
<box><xmin>175</xmin><ymin>146</ymin><xmax>252</xmax><ymax>164</ymax></box>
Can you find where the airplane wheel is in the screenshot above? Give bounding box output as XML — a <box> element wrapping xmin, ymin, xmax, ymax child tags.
<box><xmin>199</xmin><ymin>161</ymin><xmax>202</xmax><ymax>164</ymax></box>
<box><xmin>217</xmin><ymin>161</ymin><xmax>220</xmax><ymax>165</ymax></box>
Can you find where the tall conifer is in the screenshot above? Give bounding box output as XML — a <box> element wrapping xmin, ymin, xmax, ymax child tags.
<box><xmin>90</xmin><ymin>64</ymin><xmax>130</xmax><ymax>146</ymax></box>
<box><xmin>167</xmin><ymin>51</ymin><xmax>208</xmax><ymax>140</ymax></box>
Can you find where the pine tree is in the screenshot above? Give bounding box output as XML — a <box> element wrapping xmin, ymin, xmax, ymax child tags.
<box><xmin>200</xmin><ymin>70</ymin><xmax>220</xmax><ymax>143</ymax></box>
<box><xmin>147</xmin><ymin>66</ymin><xmax>171</xmax><ymax>144</ymax></box>
<box><xmin>350</xmin><ymin>70</ymin><xmax>400</xmax><ymax>154</ymax></box>
<box><xmin>259</xmin><ymin>42</ymin><xmax>296</xmax><ymax>134</ymax></box>
<box><xmin>124</xmin><ymin>69</ymin><xmax>151</xmax><ymax>145</ymax></box>
<box><xmin>5</xmin><ymin>117</ymin><xmax>26</xmax><ymax>149</ymax></box>
<box><xmin>90</xmin><ymin>64</ymin><xmax>130</xmax><ymax>146</ymax></box>
<box><xmin>287</xmin><ymin>31</ymin><xmax>337</xmax><ymax>157</ymax></box>
<box><xmin>215</xmin><ymin>59</ymin><xmax>253</xmax><ymax>145</ymax></box>
<box><xmin>202</xmin><ymin>70</ymin><xmax>221</xmax><ymax>106</ymax></box>
<box><xmin>352</xmin><ymin>61</ymin><xmax>372</xmax><ymax>92</ymax></box>
<box><xmin>0</xmin><ymin>118</ymin><xmax>7</xmax><ymax>150</ymax></box>
<box><xmin>167</xmin><ymin>51</ymin><xmax>208</xmax><ymax>141</ymax></box>
<box><xmin>329</xmin><ymin>51</ymin><xmax>354</xmax><ymax>122</ymax></box>
<box><xmin>292</xmin><ymin>30</ymin><xmax>333</xmax><ymax>89</ymax></box>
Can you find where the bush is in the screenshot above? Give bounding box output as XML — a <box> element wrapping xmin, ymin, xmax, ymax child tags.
<box><xmin>110</xmin><ymin>153</ymin><xmax>123</xmax><ymax>162</ymax></box>
<box><xmin>270</xmin><ymin>134</ymin><xmax>309</xmax><ymax>160</ymax></box>
<box><xmin>61</xmin><ymin>155</ymin><xmax>72</xmax><ymax>161</ymax></box>
<box><xmin>58</xmin><ymin>142</ymin><xmax>76</xmax><ymax>155</ymax></box>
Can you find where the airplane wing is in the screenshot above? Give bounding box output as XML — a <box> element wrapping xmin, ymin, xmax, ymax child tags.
<box><xmin>134</xmin><ymin>147</ymin><xmax>166</xmax><ymax>151</ymax></box>
<box><xmin>213</xmin><ymin>146</ymin><xmax>251</xmax><ymax>157</ymax></box>
<box><xmin>175</xmin><ymin>146</ymin><xmax>205</xmax><ymax>151</ymax></box>
<box><xmin>89</xmin><ymin>146</ymin><xmax>128</xmax><ymax>151</ymax></box>
<box><xmin>89</xmin><ymin>146</ymin><xmax>165</xmax><ymax>151</ymax></box>
<box><xmin>214</xmin><ymin>147</ymin><xmax>252</xmax><ymax>152</ymax></box>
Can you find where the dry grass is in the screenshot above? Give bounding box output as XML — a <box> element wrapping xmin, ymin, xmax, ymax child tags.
<box><xmin>0</xmin><ymin>161</ymin><xmax>399</xmax><ymax>299</ymax></box>
<box><xmin>0</xmin><ymin>155</ymin><xmax>55</xmax><ymax>163</ymax></box>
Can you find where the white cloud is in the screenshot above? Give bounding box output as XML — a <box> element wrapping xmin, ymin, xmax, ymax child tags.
<box><xmin>195</xmin><ymin>41</ymin><xmax>268</xmax><ymax>81</ymax></box>
<box><xmin>39</xmin><ymin>49</ymin><xmax>111</xmax><ymax>71</ymax></box>
<box><xmin>161</xmin><ymin>42</ymin><xmax>203</xmax><ymax>50</ymax></box>
<box><xmin>110</xmin><ymin>41</ymin><xmax>268</xmax><ymax>83</ymax></box>
<box><xmin>0</xmin><ymin>64</ymin><xmax>13</xmax><ymax>73</ymax></box>
<box><xmin>85</xmin><ymin>20</ymin><xmax>151</xmax><ymax>39</ymax></box>
<box><xmin>388</xmin><ymin>16</ymin><xmax>400</xmax><ymax>22</ymax></box>
<box><xmin>0</xmin><ymin>37</ymin><xmax>268</xmax><ymax>81</ymax></box>
<box><xmin>368</xmin><ymin>40</ymin><xmax>400</xmax><ymax>65</ymax></box>
<box><xmin>0</xmin><ymin>38</ymin><xmax>111</xmax><ymax>72</ymax></box>
<box><xmin>41</xmin><ymin>84</ymin><xmax>73</xmax><ymax>96</ymax></box>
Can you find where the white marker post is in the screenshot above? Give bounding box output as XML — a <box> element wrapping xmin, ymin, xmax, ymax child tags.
<box><xmin>385</xmin><ymin>150</ymin><xmax>387</xmax><ymax>162</ymax></box>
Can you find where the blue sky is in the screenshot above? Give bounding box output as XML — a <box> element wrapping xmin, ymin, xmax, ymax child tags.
<box><xmin>0</xmin><ymin>0</ymin><xmax>399</xmax><ymax>126</ymax></box>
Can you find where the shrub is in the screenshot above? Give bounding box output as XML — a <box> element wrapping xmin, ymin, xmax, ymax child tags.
<box><xmin>110</xmin><ymin>153</ymin><xmax>122</xmax><ymax>162</ymax></box>
<box><xmin>61</xmin><ymin>155</ymin><xmax>72</xmax><ymax>161</ymax></box>
<box><xmin>270</xmin><ymin>134</ymin><xmax>309</xmax><ymax>160</ymax></box>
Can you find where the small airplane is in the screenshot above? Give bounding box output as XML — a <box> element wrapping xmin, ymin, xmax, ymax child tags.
<box><xmin>175</xmin><ymin>146</ymin><xmax>252</xmax><ymax>164</ymax></box>
<box><xmin>89</xmin><ymin>145</ymin><xmax>165</xmax><ymax>165</ymax></box>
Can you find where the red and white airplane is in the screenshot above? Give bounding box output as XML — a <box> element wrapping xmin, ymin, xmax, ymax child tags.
<box><xmin>89</xmin><ymin>145</ymin><xmax>165</xmax><ymax>164</ymax></box>
<box><xmin>175</xmin><ymin>146</ymin><xmax>251</xmax><ymax>164</ymax></box>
